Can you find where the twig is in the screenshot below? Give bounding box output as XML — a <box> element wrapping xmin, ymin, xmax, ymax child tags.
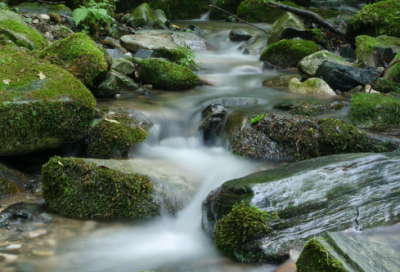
<box><xmin>368</xmin><ymin>59</ymin><xmax>400</xmax><ymax>93</ymax></box>
<box><xmin>209</xmin><ymin>5</ymin><xmax>269</xmax><ymax>34</ymax></box>
<box><xmin>268</xmin><ymin>2</ymin><xmax>348</xmax><ymax>43</ymax></box>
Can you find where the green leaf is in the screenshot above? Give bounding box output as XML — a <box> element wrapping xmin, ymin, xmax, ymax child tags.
<box><xmin>72</xmin><ymin>7</ymin><xmax>89</xmax><ymax>26</ymax></box>
<box><xmin>250</xmin><ymin>114</ymin><xmax>265</xmax><ymax>125</ymax></box>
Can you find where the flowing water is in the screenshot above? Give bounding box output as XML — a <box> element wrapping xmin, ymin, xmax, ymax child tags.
<box><xmin>1</xmin><ymin>20</ymin><xmax>400</xmax><ymax>272</ymax></box>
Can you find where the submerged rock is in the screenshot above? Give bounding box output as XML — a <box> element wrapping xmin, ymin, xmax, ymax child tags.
<box><xmin>202</xmin><ymin>152</ymin><xmax>400</xmax><ymax>262</ymax></box>
<box><xmin>238</xmin><ymin>35</ymin><xmax>268</xmax><ymax>55</ymax></box>
<box><xmin>87</xmin><ymin>108</ymin><xmax>152</xmax><ymax>159</ymax></box>
<box><xmin>267</xmin><ymin>11</ymin><xmax>306</xmax><ymax>45</ymax></box>
<box><xmin>229</xmin><ymin>29</ymin><xmax>254</xmax><ymax>42</ymax></box>
<box><xmin>134</xmin><ymin>58</ymin><xmax>201</xmax><ymax>90</ymax></box>
<box><xmin>200</xmin><ymin>103</ymin><xmax>227</xmax><ymax>143</ymax></box>
<box><xmin>220</xmin><ymin>112</ymin><xmax>400</xmax><ymax>161</ymax></box>
<box><xmin>297</xmin><ymin>232</ymin><xmax>400</xmax><ymax>271</ymax></box>
<box><xmin>42</xmin><ymin>156</ymin><xmax>193</xmax><ymax>219</ymax></box>
<box><xmin>260</xmin><ymin>40</ymin><xmax>319</xmax><ymax>68</ymax></box>
<box><xmin>39</xmin><ymin>33</ymin><xmax>109</xmax><ymax>87</ymax></box>
<box><xmin>350</xmin><ymin>93</ymin><xmax>400</xmax><ymax>131</ymax></box>
<box><xmin>288</xmin><ymin>77</ymin><xmax>336</xmax><ymax>95</ymax></box>
<box><xmin>0</xmin><ymin>47</ymin><xmax>95</xmax><ymax>156</ymax></box>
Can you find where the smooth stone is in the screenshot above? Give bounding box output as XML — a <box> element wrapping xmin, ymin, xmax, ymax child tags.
<box><xmin>288</xmin><ymin>77</ymin><xmax>336</xmax><ymax>95</ymax></box>
<box><xmin>134</xmin><ymin>49</ymin><xmax>154</xmax><ymax>59</ymax></box>
<box><xmin>267</xmin><ymin>12</ymin><xmax>306</xmax><ymax>45</ymax></box>
<box><xmin>229</xmin><ymin>29</ymin><xmax>253</xmax><ymax>41</ymax></box>
<box><xmin>238</xmin><ymin>35</ymin><xmax>268</xmax><ymax>55</ymax></box>
<box><xmin>111</xmin><ymin>58</ymin><xmax>135</xmax><ymax>76</ymax></box>
<box><xmin>263</xmin><ymin>74</ymin><xmax>301</xmax><ymax>88</ymax></box>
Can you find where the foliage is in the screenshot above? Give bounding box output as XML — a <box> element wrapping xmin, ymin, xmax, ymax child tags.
<box><xmin>250</xmin><ymin>114</ymin><xmax>265</xmax><ymax>124</ymax></box>
<box><xmin>178</xmin><ymin>44</ymin><xmax>202</xmax><ymax>70</ymax></box>
<box><xmin>0</xmin><ymin>3</ymin><xmax>10</xmax><ymax>10</ymax></box>
<box><xmin>214</xmin><ymin>201</ymin><xmax>278</xmax><ymax>262</ymax></box>
<box><xmin>72</xmin><ymin>0</ymin><xmax>116</xmax><ymax>39</ymax></box>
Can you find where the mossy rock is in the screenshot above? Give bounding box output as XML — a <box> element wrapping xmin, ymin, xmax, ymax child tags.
<box><xmin>128</xmin><ymin>3</ymin><xmax>158</xmax><ymax>27</ymax></box>
<box><xmin>42</xmin><ymin>156</ymin><xmax>192</xmax><ymax>219</ymax></box>
<box><xmin>0</xmin><ymin>47</ymin><xmax>95</xmax><ymax>156</ymax></box>
<box><xmin>0</xmin><ymin>10</ymin><xmax>48</xmax><ymax>50</ymax></box>
<box><xmin>0</xmin><ymin>162</ymin><xmax>29</xmax><ymax>197</ymax></box>
<box><xmin>262</xmin><ymin>74</ymin><xmax>300</xmax><ymax>88</ymax></box>
<box><xmin>267</xmin><ymin>11</ymin><xmax>306</xmax><ymax>45</ymax></box>
<box><xmin>15</xmin><ymin>3</ymin><xmax>72</xmax><ymax>17</ymax></box>
<box><xmin>260</xmin><ymin>40</ymin><xmax>319</xmax><ymax>68</ymax></box>
<box><xmin>288</xmin><ymin>101</ymin><xmax>349</xmax><ymax>116</ymax></box>
<box><xmin>39</xmin><ymin>33</ymin><xmax>109</xmax><ymax>87</ymax></box>
<box><xmin>111</xmin><ymin>58</ymin><xmax>135</xmax><ymax>75</ymax></box>
<box><xmin>0</xmin><ymin>3</ymin><xmax>10</xmax><ymax>11</ymax></box>
<box><xmin>383</xmin><ymin>50</ymin><xmax>400</xmax><ymax>84</ymax></box>
<box><xmin>149</xmin><ymin>0</ymin><xmax>211</xmax><ymax>20</ymax></box>
<box><xmin>288</xmin><ymin>77</ymin><xmax>336</xmax><ymax>95</ymax></box>
<box><xmin>355</xmin><ymin>35</ymin><xmax>400</xmax><ymax>67</ymax></box>
<box><xmin>135</xmin><ymin>58</ymin><xmax>200</xmax><ymax>90</ymax></box>
<box><xmin>350</xmin><ymin>92</ymin><xmax>400</xmax><ymax>131</ymax></box>
<box><xmin>92</xmin><ymin>70</ymin><xmax>138</xmax><ymax>97</ymax></box>
<box><xmin>238</xmin><ymin>34</ymin><xmax>268</xmax><ymax>55</ymax></box>
<box><xmin>221</xmin><ymin>111</ymin><xmax>400</xmax><ymax>161</ymax></box>
<box><xmin>153</xmin><ymin>9</ymin><xmax>167</xmax><ymax>23</ymax></box>
<box><xmin>374</xmin><ymin>78</ymin><xmax>400</xmax><ymax>93</ymax></box>
<box><xmin>346</xmin><ymin>0</ymin><xmax>400</xmax><ymax>40</ymax></box>
<box><xmin>87</xmin><ymin>108</ymin><xmax>151</xmax><ymax>159</ymax></box>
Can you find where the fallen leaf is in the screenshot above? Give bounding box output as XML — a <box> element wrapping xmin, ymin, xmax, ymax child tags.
<box><xmin>20</xmin><ymin>69</ymin><xmax>25</xmax><ymax>73</ymax></box>
<box><xmin>57</xmin><ymin>161</ymin><xmax>64</xmax><ymax>166</ymax></box>
<box><xmin>38</xmin><ymin>72</ymin><xmax>45</xmax><ymax>80</ymax></box>
<box><xmin>104</xmin><ymin>118</ymin><xmax>119</xmax><ymax>124</ymax></box>
<box><xmin>3</xmin><ymin>79</ymin><xmax>10</xmax><ymax>85</ymax></box>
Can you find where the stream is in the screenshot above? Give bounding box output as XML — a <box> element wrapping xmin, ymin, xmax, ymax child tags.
<box><xmin>1</xmin><ymin>20</ymin><xmax>400</xmax><ymax>272</ymax></box>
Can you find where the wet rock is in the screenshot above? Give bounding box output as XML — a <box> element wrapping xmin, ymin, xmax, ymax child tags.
<box><xmin>350</xmin><ymin>92</ymin><xmax>400</xmax><ymax>131</ymax></box>
<box><xmin>355</xmin><ymin>35</ymin><xmax>400</xmax><ymax>67</ymax></box>
<box><xmin>111</xmin><ymin>58</ymin><xmax>135</xmax><ymax>76</ymax></box>
<box><xmin>315</xmin><ymin>61</ymin><xmax>380</xmax><ymax>92</ymax></box>
<box><xmin>0</xmin><ymin>163</ymin><xmax>29</xmax><ymax>197</ymax></box>
<box><xmin>220</xmin><ymin>111</ymin><xmax>400</xmax><ymax>160</ymax></box>
<box><xmin>238</xmin><ymin>35</ymin><xmax>268</xmax><ymax>55</ymax></box>
<box><xmin>0</xmin><ymin>253</ymin><xmax>18</xmax><ymax>262</ymax></box>
<box><xmin>262</xmin><ymin>62</ymin><xmax>276</xmax><ymax>70</ymax></box>
<box><xmin>229</xmin><ymin>29</ymin><xmax>253</xmax><ymax>42</ymax></box>
<box><xmin>134</xmin><ymin>58</ymin><xmax>201</xmax><ymax>90</ymax></box>
<box><xmin>27</xmin><ymin>229</ymin><xmax>47</xmax><ymax>239</ymax></box>
<box><xmin>280</xmin><ymin>28</ymin><xmax>327</xmax><ymax>46</ymax></box>
<box><xmin>42</xmin><ymin>156</ymin><xmax>194</xmax><ymax>219</ymax></box>
<box><xmin>260</xmin><ymin>40</ymin><xmax>319</xmax><ymax>68</ymax></box>
<box><xmin>262</xmin><ymin>74</ymin><xmax>301</xmax><ymax>88</ymax></box>
<box><xmin>101</xmin><ymin>38</ymin><xmax>127</xmax><ymax>54</ymax></box>
<box><xmin>134</xmin><ymin>49</ymin><xmax>154</xmax><ymax>59</ymax></box>
<box><xmin>0</xmin><ymin>48</ymin><xmax>95</xmax><ymax>156</ymax></box>
<box><xmin>15</xmin><ymin>3</ymin><xmax>72</xmax><ymax>17</ymax></box>
<box><xmin>87</xmin><ymin>108</ymin><xmax>152</xmax><ymax>159</ymax></box>
<box><xmin>221</xmin><ymin>97</ymin><xmax>258</xmax><ymax>106</ymax></box>
<box><xmin>202</xmin><ymin>152</ymin><xmax>400</xmax><ymax>262</ymax></box>
<box><xmin>32</xmin><ymin>250</ymin><xmax>54</xmax><ymax>257</ymax></box>
<box><xmin>267</xmin><ymin>12</ymin><xmax>307</xmax><ymax>45</ymax></box>
<box><xmin>107</xmin><ymin>48</ymin><xmax>128</xmax><ymax>59</ymax></box>
<box><xmin>153</xmin><ymin>19</ymin><xmax>168</xmax><ymax>30</ymax></box>
<box><xmin>288</xmin><ymin>101</ymin><xmax>349</xmax><ymax>116</ymax></box>
<box><xmin>297</xmin><ymin>50</ymin><xmax>355</xmax><ymax>79</ymax></box>
<box><xmin>200</xmin><ymin>103</ymin><xmax>227</xmax><ymax>143</ymax></box>
<box><xmin>127</xmin><ymin>3</ymin><xmax>159</xmax><ymax>28</ymax></box>
<box><xmin>185</xmin><ymin>25</ymin><xmax>205</xmax><ymax>36</ymax></box>
<box><xmin>297</xmin><ymin>232</ymin><xmax>400</xmax><ymax>271</ymax></box>
<box><xmin>288</xmin><ymin>77</ymin><xmax>336</xmax><ymax>95</ymax></box>
<box><xmin>39</xmin><ymin>33</ymin><xmax>109</xmax><ymax>87</ymax></box>
<box><xmin>154</xmin><ymin>9</ymin><xmax>167</xmax><ymax>23</ymax></box>
<box><xmin>383</xmin><ymin>50</ymin><xmax>400</xmax><ymax>83</ymax></box>
<box><xmin>92</xmin><ymin>70</ymin><xmax>138</xmax><ymax>97</ymax></box>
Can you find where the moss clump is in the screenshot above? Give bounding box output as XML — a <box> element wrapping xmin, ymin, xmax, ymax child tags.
<box><xmin>296</xmin><ymin>238</ymin><xmax>346</xmax><ymax>272</ymax></box>
<box><xmin>288</xmin><ymin>101</ymin><xmax>348</xmax><ymax>116</ymax></box>
<box><xmin>355</xmin><ymin>35</ymin><xmax>400</xmax><ymax>66</ymax></box>
<box><xmin>42</xmin><ymin>156</ymin><xmax>160</xmax><ymax>219</ymax></box>
<box><xmin>374</xmin><ymin>78</ymin><xmax>400</xmax><ymax>93</ymax></box>
<box><xmin>0</xmin><ymin>19</ymin><xmax>48</xmax><ymax>50</ymax></box>
<box><xmin>350</xmin><ymin>93</ymin><xmax>400</xmax><ymax>130</ymax></box>
<box><xmin>260</xmin><ymin>40</ymin><xmax>319</xmax><ymax>68</ymax></box>
<box><xmin>87</xmin><ymin>109</ymin><xmax>151</xmax><ymax>159</ymax></box>
<box><xmin>150</xmin><ymin>0</ymin><xmax>211</xmax><ymax>20</ymax></box>
<box><xmin>39</xmin><ymin>33</ymin><xmax>109</xmax><ymax>87</ymax></box>
<box><xmin>346</xmin><ymin>0</ymin><xmax>400</xmax><ymax>39</ymax></box>
<box><xmin>0</xmin><ymin>162</ymin><xmax>29</xmax><ymax>196</ymax></box>
<box><xmin>0</xmin><ymin>178</ymin><xmax>21</xmax><ymax>196</ymax></box>
<box><xmin>0</xmin><ymin>46</ymin><xmax>95</xmax><ymax>155</ymax></box>
<box><xmin>0</xmin><ymin>3</ymin><xmax>10</xmax><ymax>10</ymax></box>
<box><xmin>135</xmin><ymin>58</ymin><xmax>200</xmax><ymax>90</ymax></box>
<box><xmin>214</xmin><ymin>201</ymin><xmax>278</xmax><ymax>262</ymax></box>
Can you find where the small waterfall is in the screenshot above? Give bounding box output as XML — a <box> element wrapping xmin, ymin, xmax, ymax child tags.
<box><xmin>200</xmin><ymin>11</ymin><xmax>211</xmax><ymax>21</ymax></box>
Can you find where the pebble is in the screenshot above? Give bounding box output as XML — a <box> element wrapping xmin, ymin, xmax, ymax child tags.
<box><xmin>27</xmin><ymin>229</ymin><xmax>47</xmax><ymax>239</ymax></box>
<box><xmin>32</xmin><ymin>250</ymin><xmax>54</xmax><ymax>257</ymax></box>
<box><xmin>0</xmin><ymin>253</ymin><xmax>18</xmax><ymax>262</ymax></box>
<box><xmin>6</xmin><ymin>244</ymin><xmax>21</xmax><ymax>250</ymax></box>
<box><xmin>38</xmin><ymin>14</ymin><xmax>50</xmax><ymax>22</ymax></box>
<box><xmin>32</xmin><ymin>19</ymin><xmax>39</xmax><ymax>24</ymax></box>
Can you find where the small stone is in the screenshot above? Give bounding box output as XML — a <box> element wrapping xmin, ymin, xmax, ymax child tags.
<box><xmin>5</xmin><ymin>244</ymin><xmax>21</xmax><ymax>250</ymax></box>
<box><xmin>364</xmin><ymin>85</ymin><xmax>380</xmax><ymax>93</ymax></box>
<box><xmin>0</xmin><ymin>253</ymin><xmax>18</xmax><ymax>262</ymax></box>
<box><xmin>27</xmin><ymin>229</ymin><xmax>47</xmax><ymax>239</ymax></box>
<box><xmin>32</xmin><ymin>19</ymin><xmax>39</xmax><ymax>24</ymax></box>
<box><xmin>38</xmin><ymin>14</ymin><xmax>50</xmax><ymax>22</ymax></box>
<box><xmin>32</xmin><ymin>250</ymin><xmax>54</xmax><ymax>257</ymax></box>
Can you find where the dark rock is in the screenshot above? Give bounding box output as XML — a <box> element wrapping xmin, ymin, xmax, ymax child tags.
<box><xmin>238</xmin><ymin>35</ymin><xmax>268</xmax><ymax>55</ymax></box>
<box><xmin>229</xmin><ymin>29</ymin><xmax>253</xmax><ymax>42</ymax></box>
<box><xmin>107</xmin><ymin>48</ymin><xmax>129</xmax><ymax>59</ymax></box>
<box><xmin>315</xmin><ymin>61</ymin><xmax>380</xmax><ymax>91</ymax></box>
<box><xmin>262</xmin><ymin>61</ymin><xmax>276</xmax><ymax>70</ymax></box>
<box><xmin>92</xmin><ymin>70</ymin><xmax>138</xmax><ymax>97</ymax></box>
<box><xmin>280</xmin><ymin>28</ymin><xmax>327</xmax><ymax>46</ymax></box>
<box><xmin>297</xmin><ymin>232</ymin><xmax>400</xmax><ymax>271</ymax></box>
<box><xmin>202</xmin><ymin>152</ymin><xmax>400</xmax><ymax>262</ymax></box>
<box><xmin>185</xmin><ymin>25</ymin><xmax>205</xmax><ymax>35</ymax></box>
<box><xmin>200</xmin><ymin>103</ymin><xmax>227</xmax><ymax>143</ymax></box>
<box><xmin>339</xmin><ymin>44</ymin><xmax>355</xmax><ymax>60</ymax></box>
<box><xmin>374</xmin><ymin>78</ymin><xmax>400</xmax><ymax>93</ymax></box>
<box><xmin>292</xmin><ymin>0</ymin><xmax>311</xmax><ymax>7</ymax></box>
<box><xmin>0</xmin><ymin>162</ymin><xmax>29</xmax><ymax>197</ymax></box>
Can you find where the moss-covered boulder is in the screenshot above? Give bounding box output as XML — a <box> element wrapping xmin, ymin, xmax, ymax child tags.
<box><xmin>127</xmin><ymin>3</ymin><xmax>158</xmax><ymax>28</ymax></box>
<box><xmin>87</xmin><ymin>108</ymin><xmax>151</xmax><ymax>159</ymax></box>
<box><xmin>0</xmin><ymin>47</ymin><xmax>95</xmax><ymax>156</ymax></box>
<box><xmin>92</xmin><ymin>70</ymin><xmax>138</xmax><ymax>97</ymax></box>
<box><xmin>262</xmin><ymin>74</ymin><xmax>300</xmax><ymax>88</ymax></box>
<box><xmin>0</xmin><ymin>162</ymin><xmax>29</xmax><ymax>197</ymax></box>
<box><xmin>346</xmin><ymin>0</ymin><xmax>400</xmax><ymax>40</ymax></box>
<box><xmin>0</xmin><ymin>10</ymin><xmax>48</xmax><ymax>50</ymax></box>
<box><xmin>220</xmin><ymin>111</ymin><xmax>400</xmax><ymax>161</ymax></box>
<box><xmin>111</xmin><ymin>58</ymin><xmax>135</xmax><ymax>75</ymax></box>
<box><xmin>288</xmin><ymin>77</ymin><xmax>336</xmax><ymax>95</ymax></box>
<box><xmin>383</xmin><ymin>50</ymin><xmax>400</xmax><ymax>83</ymax></box>
<box><xmin>202</xmin><ymin>152</ymin><xmax>400</xmax><ymax>262</ymax></box>
<box><xmin>135</xmin><ymin>58</ymin><xmax>200</xmax><ymax>90</ymax></box>
<box><xmin>355</xmin><ymin>35</ymin><xmax>400</xmax><ymax>67</ymax></box>
<box><xmin>296</xmin><ymin>232</ymin><xmax>400</xmax><ymax>272</ymax></box>
<box><xmin>287</xmin><ymin>101</ymin><xmax>349</xmax><ymax>116</ymax></box>
<box><xmin>297</xmin><ymin>50</ymin><xmax>355</xmax><ymax>79</ymax></box>
<box><xmin>260</xmin><ymin>40</ymin><xmax>319</xmax><ymax>68</ymax></box>
<box><xmin>209</xmin><ymin>0</ymin><xmax>242</xmax><ymax>20</ymax></box>
<box><xmin>149</xmin><ymin>0</ymin><xmax>211</xmax><ymax>20</ymax></box>
<box><xmin>280</xmin><ymin>28</ymin><xmax>327</xmax><ymax>47</ymax></box>
<box><xmin>39</xmin><ymin>33</ymin><xmax>109</xmax><ymax>87</ymax></box>
<box><xmin>267</xmin><ymin>11</ymin><xmax>306</xmax><ymax>45</ymax></box>
<box><xmin>350</xmin><ymin>93</ymin><xmax>400</xmax><ymax>131</ymax></box>
<box><xmin>42</xmin><ymin>156</ymin><xmax>191</xmax><ymax>219</ymax></box>
<box><xmin>374</xmin><ymin>78</ymin><xmax>400</xmax><ymax>93</ymax></box>
<box><xmin>238</xmin><ymin>34</ymin><xmax>268</xmax><ymax>55</ymax></box>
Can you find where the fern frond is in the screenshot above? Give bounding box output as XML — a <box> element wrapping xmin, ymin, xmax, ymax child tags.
<box><xmin>72</xmin><ymin>8</ymin><xmax>89</xmax><ymax>26</ymax></box>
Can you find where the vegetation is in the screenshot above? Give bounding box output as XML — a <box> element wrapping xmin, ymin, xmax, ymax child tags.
<box><xmin>214</xmin><ymin>201</ymin><xmax>278</xmax><ymax>262</ymax></box>
<box><xmin>355</xmin><ymin>35</ymin><xmax>400</xmax><ymax>66</ymax></box>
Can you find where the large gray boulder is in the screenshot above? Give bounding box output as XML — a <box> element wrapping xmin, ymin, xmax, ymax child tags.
<box><xmin>202</xmin><ymin>152</ymin><xmax>400</xmax><ymax>262</ymax></box>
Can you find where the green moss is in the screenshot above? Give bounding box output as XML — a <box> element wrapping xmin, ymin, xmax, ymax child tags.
<box><xmin>260</xmin><ymin>40</ymin><xmax>319</xmax><ymax>67</ymax></box>
<box><xmin>296</xmin><ymin>238</ymin><xmax>346</xmax><ymax>272</ymax></box>
<box><xmin>42</xmin><ymin>156</ymin><xmax>159</xmax><ymax>219</ymax></box>
<box><xmin>70</xmin><ymin>0</ymin><xmax>115</xmax><ymax>16</ymax></box>
<box><xmin>149</xmin><ymin>0</ymin><xmax>211</xmax><ymax>20</ymax></box>
<box><xmin>0</xmin><ymin>3</ymin><xmax>10</xmax><ymax>10</ymax></box>
<box><xmin>289</xmin><ymin>101</ymin><xmax>348</xmax><ymax>116</ymax></box>
<box><xmin>39</xmin><ymin>33</ymin><xmax>109</xmax><ymax>87</ymax></box>
<box><xmin>355</xmin><ymin>35</ymin><xmax>400</xmax><ymax>66</ymax></box>
<box><xmin>214</xmin><ymin>201</ymin><xmax>278</xmax><ymax>262</ymax></box>
<box><xmin>350</xmin><ymin>93</ymin><xmax>400</xmax><ymax>130</ymax></box>
<box><xmin>153</xmin><ymin>46</ymin><xmax>186</xmax><ymax>63</ymax></box>
<box><xmin>87</xmin><ymin>109</ymin><xmax>150</xmax><ymax>159</ymax></box>
<box><xmin>0</xmin><ymin>19</ymin><xmax>48</xmax><ymax>50</ymax></box>
<box><xmin>346</xmin><ymin>0</ymin><xmax>400</xmax><ymax>39</ymax></box>
<box><xmin>135</xmin><ymin>58</ymin><xmax>199</xmax><ymax>90</ymax></box>
<box><xmin>0</xmin><ymin>46</ymin><xmax>95</xmax><ymax>155</ymax></box>
<box><xmin>374</xmin><ymin>78</ymin><xmax>400</xmax><ymax>93</ymax></box>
